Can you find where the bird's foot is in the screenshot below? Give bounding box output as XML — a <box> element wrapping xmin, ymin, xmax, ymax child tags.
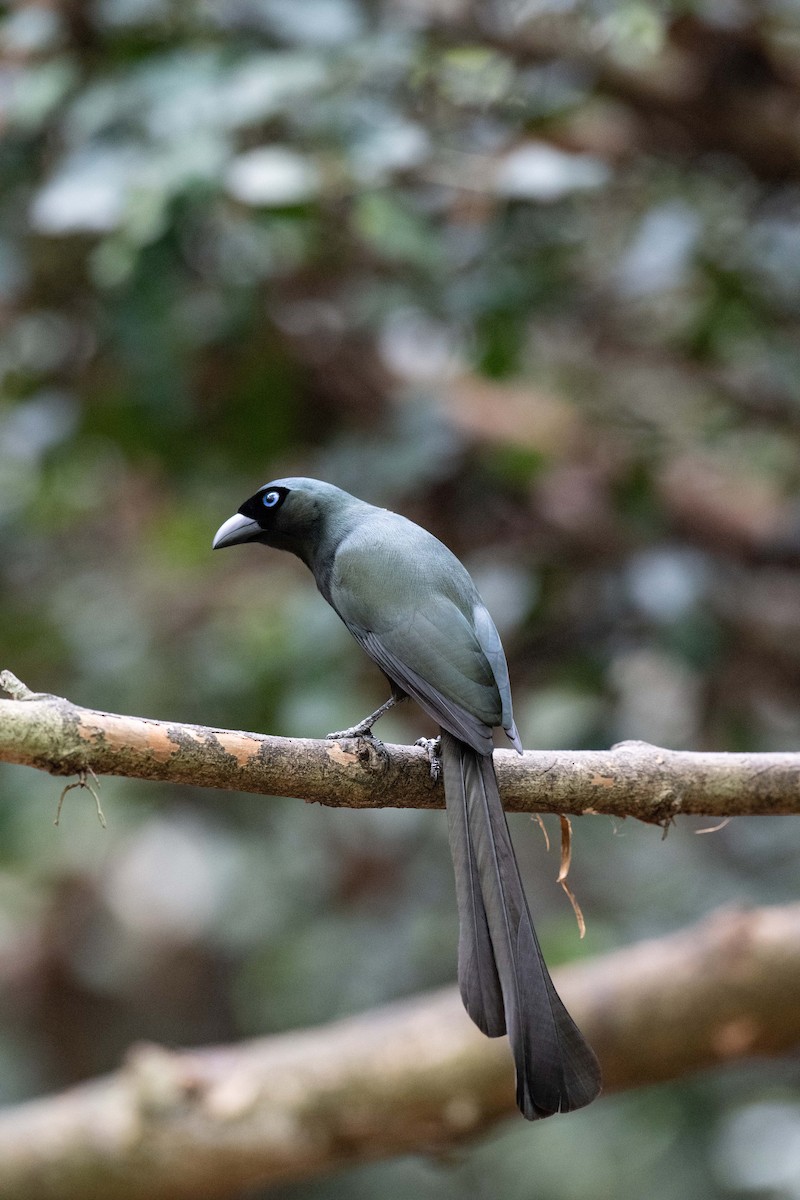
<box><xmin>415</xmin><ymin>736</ymin><xmax>442</xmax><ymax>782</ymax></box>
<box><xmin>326</xmin><ymin>694</ymin><xmax>401</xmax><ymax>746</ymax></box>
<box><xmin>326</xmin><ymin>721</ymin><xmax>383</xmax><ymax>747</ymax></box>
<box><xmin>326</xmin><ymin>724</ymin><xmax>390</xmax><ymax>773</ymax></box>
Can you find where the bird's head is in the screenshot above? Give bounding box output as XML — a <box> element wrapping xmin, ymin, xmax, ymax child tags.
<box><xmin>212</xmin><ymin>477</ymin><xmax>358</xmax><ymax>561</ymax></box>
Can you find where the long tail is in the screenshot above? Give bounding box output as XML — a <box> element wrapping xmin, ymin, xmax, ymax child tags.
<box><xmin>441</xmin><ymin>731</ymin><xmax>601</xmax><ymax>1119</ymax></box>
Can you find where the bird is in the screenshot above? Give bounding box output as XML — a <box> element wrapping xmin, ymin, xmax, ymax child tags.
<box><xmin>213</xmin><ymin>477</ymin><xmax>601</xmax><ymax>1119</ymax></box>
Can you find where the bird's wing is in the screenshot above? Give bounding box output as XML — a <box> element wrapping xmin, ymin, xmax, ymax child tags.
<box><xmin>472</xmin><ymin>603</ymin><xmax>522</xmax><ymax>752</ymax></box>
<box><xmin>328</xmin><ymin>516</ymin><xmax>503</xmax><ymax>753</ymax></box>
<box><xmin>350</xmin><ymin>622</ymin><xmax>494</xmax><ymax>755</ymax></box>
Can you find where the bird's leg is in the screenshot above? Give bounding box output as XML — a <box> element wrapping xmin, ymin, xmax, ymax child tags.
<box><xmin>326</xmin><ymin>694</ymin><xmax>403</xmax><ymax>742</ymax></box>
<box><xmin>415</xmin><ymin>735</ymin><xmax>442</xmax><ymax>782</ymax></box>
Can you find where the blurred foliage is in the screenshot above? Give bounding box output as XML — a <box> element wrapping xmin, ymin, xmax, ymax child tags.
<box><xmin>2</xmin><ymin>0</ymin><xmax>800</xmax><ymax>1196</ymax></box>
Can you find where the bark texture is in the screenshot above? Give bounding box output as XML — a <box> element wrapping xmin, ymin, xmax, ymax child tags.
<box><xmin>2</xmin><ymin>672</ymin><xmax>800</xmax><ymax>820</ymax></box>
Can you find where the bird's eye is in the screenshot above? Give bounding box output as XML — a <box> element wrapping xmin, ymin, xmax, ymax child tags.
<box><xmin>262</xmin><ymin>490</ymin><xmax>280</xmax><ymax>508</ymax></box>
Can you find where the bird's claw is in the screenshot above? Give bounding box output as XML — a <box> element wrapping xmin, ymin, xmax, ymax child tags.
<box><xmin>327</xmin><ymin>725</ymin><xmax>390</xmax><ymax>772</ymax></box>
<box><xmin>327</xmin><ymin>724</ymin><xmax>379</xmax><ymax>743</ymax></box>
<box><xmin>415</xmin><ymin>736</ymin><xmax>442</xmax><ymax>782</ymax></box>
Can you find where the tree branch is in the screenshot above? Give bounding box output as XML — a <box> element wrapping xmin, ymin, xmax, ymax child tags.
<box><xmin>1</xmin><ymin>671</ymin><xmax>800</xmax><ymax>820</ymax></box>
<box><xmin>0</xmin><ymin>902</ymin><xmax>797</xmax><ymax>1199</ymax></box>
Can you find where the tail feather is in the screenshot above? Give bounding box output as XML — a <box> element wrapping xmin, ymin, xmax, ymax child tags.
<box><xmin>444</xmin><ymin>741</ymin><xmax>506</xmax><ymax>1037</ymax></box>
<box><xmin>441</xmin><ymin>731</ymin><xmax>602</xmax><ymax>1119</ymax></box>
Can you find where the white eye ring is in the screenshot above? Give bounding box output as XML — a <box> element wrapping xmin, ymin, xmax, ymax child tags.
<box><xmin>262</xmin><ymin>490</ymin><xmax>280</xmax><ymax>508</ymax></box>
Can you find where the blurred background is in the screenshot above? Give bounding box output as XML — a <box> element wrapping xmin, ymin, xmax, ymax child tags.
<box><xmin>2</xmin><ymin>0</ymin><xmax>800</xmax><ymax>1196</ymax></box>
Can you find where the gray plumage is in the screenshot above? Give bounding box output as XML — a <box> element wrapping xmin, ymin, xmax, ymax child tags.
<box><xmin>213</xmin><ymin>477</ymin><xmax>601</xmax><ymax>1119</ymax></box>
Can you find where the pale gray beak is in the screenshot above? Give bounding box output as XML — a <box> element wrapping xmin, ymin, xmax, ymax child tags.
<box><xmin>212</xmin><ymin>512</ymin><xmax>261</xmax><ymax>549</ymax></box>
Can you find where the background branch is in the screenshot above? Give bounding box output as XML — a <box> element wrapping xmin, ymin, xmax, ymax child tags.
<box><xmin>1</xmin><ymin>672</ymin><xmax>799</xmax><ymax>820</ymax></box>
<box><xmin>0</xmin><ymin>902</ymin><xmax>796</xmax><ymax>1200</ymax></box>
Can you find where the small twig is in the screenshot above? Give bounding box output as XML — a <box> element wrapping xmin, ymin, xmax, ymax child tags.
<box><xmin>55</xmin><ymin>769</ymin><xmax>106</xmax><ymax>828</ymax></box>
<box><xmin>0</xmin><ymin>671</ymin><xmax>36</xmax><ymax>701</ymax></box>
<box><xmin>557</xmin><ymin>814</ymin><xmax>586</xmax><ymax>938</ymax></box>
<box><xmin>531</xmin><ymin>812</ymin><xmax>551</xmax><ymax>852</ymax></box>
<box><xmin>696</xmin><ymin>816</ymin><xmax>732</xmax><ymax>835</ymax></box>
